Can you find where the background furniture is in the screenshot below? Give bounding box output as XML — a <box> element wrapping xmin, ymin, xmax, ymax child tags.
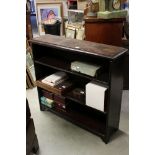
<box><xmin>30</xmin><ymin>34</ymin><xmax>127</xmax><ymax>143</ymax></box>
<box><xmin>84</xmin><ymin>17</ymin><xmax>129</xmax><ymax>90</ymax></box>
<box><xmin>26</xmin><ymin>99</ymin><xmax>39</xmax><ymax>155</ymax></box>
<box><xmin>84</xmin><ymin>17</ymin><xmax>125</xmax><ymax>46</ymax></box>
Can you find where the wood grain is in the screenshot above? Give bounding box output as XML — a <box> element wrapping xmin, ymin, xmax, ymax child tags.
<box><xmin>30</xmin><ymin>34</ymin><xmax>127</xmax><ymax>59</ymax></box>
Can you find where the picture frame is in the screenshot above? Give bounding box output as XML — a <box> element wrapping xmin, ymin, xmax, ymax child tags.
<box><xmin>36</xmin><ymin>2</ymin><xmax>63</xmax><ymax>35</ymax></box>
<box><xmin>68</xmin><ymin>9</ymin><xmax>84</xmax><ymax>24</ymax></box>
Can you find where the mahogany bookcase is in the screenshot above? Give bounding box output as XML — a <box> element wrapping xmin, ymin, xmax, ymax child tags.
<box><xmin>30</xmin><ymin>35</ymin><xmax>127</xmax><ymax>143</ymax></box>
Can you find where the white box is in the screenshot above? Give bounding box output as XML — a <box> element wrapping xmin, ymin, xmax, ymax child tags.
<box><xmin>86</xmin><ymin>81</ymin><xmax>107</xmax><ymax>112</ymax></box>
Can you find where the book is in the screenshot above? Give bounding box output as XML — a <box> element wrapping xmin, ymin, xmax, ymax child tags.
<box><xmin>42</xmin><ymin>71</ymin><xmax>68</xmax><ymax>87</ymax></box>
<box><xmin>40</xmin><ymin>96</ymin><xmax>54</xmax><ymax>108</ymax></box>
<box><xmin>53</xmin><ymin>81</ymin><xmax>73</xmax><ymax>95</ymax></box>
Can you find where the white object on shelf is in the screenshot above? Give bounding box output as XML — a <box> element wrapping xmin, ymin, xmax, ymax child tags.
<box><xmin>86</xmin><ymin>81</ymin><xmax>107</xmax><ymax>112</ymax></box>
<box><xmin>71</xmin><ymin>61</ymin><xmax>101</xmax><ymax>77</ymax></box>
<box><xmin>42</xmin><ymin>71</ymin><xmax>67</xmax><ymax>87</ymax></box>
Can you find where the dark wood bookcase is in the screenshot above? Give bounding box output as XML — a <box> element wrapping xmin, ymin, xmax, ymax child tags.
<box><xmin>30</xmin><ymin>35</ymin><xmax>127</xmax><ymax>143</ymax></box>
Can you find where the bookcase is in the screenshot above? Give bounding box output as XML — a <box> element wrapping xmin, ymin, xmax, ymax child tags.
<box><xmin>30</xmin><ymin>34</ymin><xmax>127</xmax><ymax>143</ymax></box>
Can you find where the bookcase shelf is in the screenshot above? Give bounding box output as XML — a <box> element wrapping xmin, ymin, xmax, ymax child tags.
<box><xmin>41</xmin><ymin>103</ymin><xmax>106</xmax><ymax>137</ymax></box>
<box><xmin>30</xmin><ymin>34</ymin><xmax>127</xmax><ymax>143</ymax></box>
<box><xmin>35</xmin><ymin>57</ymin><xmax>109</xmax><ymax>88</ymax></box>
<box><xmin>65</xmin><ymin>90</ymin><xmax>85</xmax><ymax>105</ymax></box>
<box><xmin>37</xmin><ymin>80</ymin><xmax>103</xmax><ymax>111</ymax></box>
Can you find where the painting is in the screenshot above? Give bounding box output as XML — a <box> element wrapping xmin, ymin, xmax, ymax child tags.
<box><xmin>36</xmin><ymin>2</ymin><xmax>63</xmax><ymax>35</ymax></box>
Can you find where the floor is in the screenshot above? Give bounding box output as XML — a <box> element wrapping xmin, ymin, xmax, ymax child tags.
<box><xmin>27</xmin><ymin>87</ymin><xmax>129</xmax><ymax>155</ymax></box>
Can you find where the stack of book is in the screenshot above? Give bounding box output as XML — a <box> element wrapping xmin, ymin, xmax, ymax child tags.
<box><xmin>42</xmin><ymin>71</ymin><xmax>68</xmax><ymax>87</ymax></box>
<box><xmin>40</xmin><ymin>96</ymin><xmax>54</xmax><ymax>108</ymax></box>
<box><xmin>54</xmin><ymin>95</ymin><xmax>66</xmax><ymax>110</ymax></box>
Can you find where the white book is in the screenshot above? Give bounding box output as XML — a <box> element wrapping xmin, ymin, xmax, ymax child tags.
<box><xmin>42</xmin><ymin>72</ymin><xmax>67</xmax><ymax>87</ymax></box>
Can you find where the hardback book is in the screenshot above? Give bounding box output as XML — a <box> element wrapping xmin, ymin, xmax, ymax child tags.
<box><xmin>53</xmin><ymin>81</ymin><xmax>73</xmax><ymax>95</ymax></box>
<box><xmin>42</xmin><ymin>71</ymin><xmax>68</xmax><ymax>87</ymax></box>
<box><xmin>42</xmin><ymin>90</ymin><xmax>54</xmax><ymax>100</ymax></box>
<box><xmin>54</xmin><ymin>95</ymin><xmax>66</xmax><ymax>109</ymax></box>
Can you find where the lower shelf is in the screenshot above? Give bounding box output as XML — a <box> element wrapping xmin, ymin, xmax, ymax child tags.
<box><xmin>41</xmin><ymin>104</ymin><xmax>106</xmax><ymax>138</ymax></box>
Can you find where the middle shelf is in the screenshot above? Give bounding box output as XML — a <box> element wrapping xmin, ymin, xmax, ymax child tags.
<box><xmin>36</xmin><ymin>80</ymin><xmax>107</xmax><ymax>114</ymax></box>
<box><xmin>35</xmin><ymin>57</ymin><xmax>109</xmax><ymax>88</ymax></box>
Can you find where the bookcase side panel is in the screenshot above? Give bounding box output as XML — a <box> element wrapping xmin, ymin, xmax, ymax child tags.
<box><xmin>105</xmin><ymin>56</ymin><xmax>124</xmax><ymax>141</ymax></box>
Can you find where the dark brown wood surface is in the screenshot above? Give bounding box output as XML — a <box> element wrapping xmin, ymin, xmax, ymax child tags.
<box><xmin>84</xmin><ymin>17</ymin><xmax>125</xmax><ymax>46</ymax></box>
<box><xmin>36</xmin><ymin>80</ymin><xmax>62</xmax><ymax>95</ymax></box>
<box><xmin>30</xmin><ymin>35</ymin><xmax>127</xmax><ymax>59</ymax></box>
<box><xmin>84</xmin><ymin>17</ymin><xmax>126</xmax><ymax>23</ymax></box>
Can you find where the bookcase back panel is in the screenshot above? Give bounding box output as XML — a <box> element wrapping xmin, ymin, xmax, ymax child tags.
<box><xmin>33</xmin><ymin>44</ymin><xmax>110</xmax><ymax>69</ymax></box>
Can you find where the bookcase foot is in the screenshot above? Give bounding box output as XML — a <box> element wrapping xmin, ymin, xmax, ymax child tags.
<box><xmin>101</xmin><ymin>136</ymin><xmax>110</xmax><ymax>144</ymax></box>
<box><xmin>40</xmin><ymin>105</ymin><xmax>46</xmax><ymax>111</ymax></box>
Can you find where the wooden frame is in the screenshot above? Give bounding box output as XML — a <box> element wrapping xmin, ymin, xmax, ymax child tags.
<box><xmin>68</xmin><ymin>9</ymin><xmax>84</xmax><ymax>24</ymax></box>
<box><xmin>36</xmin><ymin>2</ymin><xmax>63</xmax><ymax>35</ymax></box>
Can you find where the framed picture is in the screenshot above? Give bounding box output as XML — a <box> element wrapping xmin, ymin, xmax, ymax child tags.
<box><xmin>36</xmin><ymin>2</ymin><xmax>63</xmax><ymax>35</ymax></box>
<box><xmin>68</xmin><ymin>10</ymin><xmax>84</xmax><ymax>24</ymax></box>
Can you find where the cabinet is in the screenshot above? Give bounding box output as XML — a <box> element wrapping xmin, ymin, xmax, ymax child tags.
<box><xmin>84</xmin><ymin>17</ymin><xmax>125</xmax><ymax>46</ymax></box>
<box><xmin>30</xmin><ymin>34</ymin><xmax>127</xmax><ymax>143</ymax></box>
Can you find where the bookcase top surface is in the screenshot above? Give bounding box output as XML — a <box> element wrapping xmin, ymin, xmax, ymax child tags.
<box><xmin>30</xmin><ymin>35</ymin><xmax>127</xmax><ymax>59</ymax></box>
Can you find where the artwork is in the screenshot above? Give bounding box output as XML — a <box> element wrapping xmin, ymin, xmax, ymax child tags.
<box><xmin>36</xmin><ymin>2</ymin><xmax>63</xmax><ymax>35</ymax></box>
<box><xmin>68</xmin><ymin>10</ymin><xmax>84</xmax><ymax>24</ymax></box>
